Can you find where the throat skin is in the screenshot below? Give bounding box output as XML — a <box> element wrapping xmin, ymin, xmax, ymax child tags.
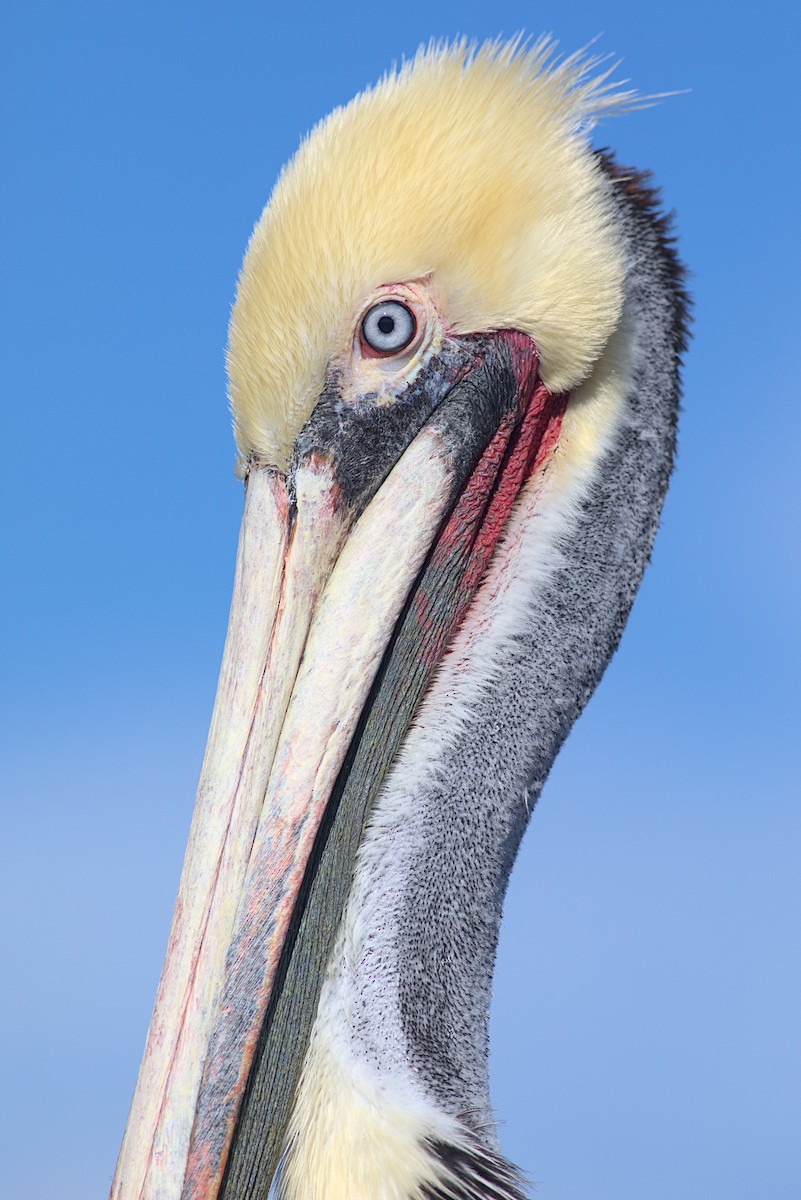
<box><xmin>220</xmin><ymin>336</ymin><xmax>557</xmax><ymax>1198</ymax></box>
<box><xmin>276</xmin><ymin>162</ymin><xmax>688</xmax><ymax>1200</ymax></box>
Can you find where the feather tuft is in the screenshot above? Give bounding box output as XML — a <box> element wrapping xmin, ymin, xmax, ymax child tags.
<box><xmin>227</xmin><ymin>38</ymin><xmax>636</xmax><ymax>471</ymax></box>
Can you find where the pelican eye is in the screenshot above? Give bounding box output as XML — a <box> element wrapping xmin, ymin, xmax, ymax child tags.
<box><xmin>361</xmin><ymin>300</ymin><xmax>417</xmax><ymax>356</ymax></box>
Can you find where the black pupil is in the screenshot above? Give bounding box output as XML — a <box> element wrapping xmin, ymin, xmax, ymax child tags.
<box><xmin>377</xmin><ymin>314</ymin><xmax>395</xmax><ymax>335</ymax></box>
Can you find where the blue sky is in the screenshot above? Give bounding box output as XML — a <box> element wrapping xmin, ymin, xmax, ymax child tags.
<box><xmin>2</xmin><ymin>1</ymin><xmax>799</xmax><ymax>1198</ymax></box>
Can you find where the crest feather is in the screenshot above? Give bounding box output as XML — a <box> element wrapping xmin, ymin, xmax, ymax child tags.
<box><xmin>228</xmin><ymin>38</ymin><xmax>634</xmax><ymax>470</ymax></box>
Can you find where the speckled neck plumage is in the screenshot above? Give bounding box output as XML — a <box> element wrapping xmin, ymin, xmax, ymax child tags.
<box><xmin>266</xmin><ymin>163</ymin><xmax>688</xmax><ymax>1200</ymax></box>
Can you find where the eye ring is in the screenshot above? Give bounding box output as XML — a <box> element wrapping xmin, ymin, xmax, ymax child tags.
<box><xmin>360</xmin><ymin>299</ymin><xmax>418</xmax><ymax>357</ymax></box>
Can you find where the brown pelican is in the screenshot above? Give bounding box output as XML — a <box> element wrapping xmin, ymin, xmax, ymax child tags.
<box><xmin>111</xmin><ymin>38</ymin><xmax>688</xmax><ymax>1200</ymax></box>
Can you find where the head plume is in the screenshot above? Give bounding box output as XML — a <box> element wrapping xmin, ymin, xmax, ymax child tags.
<box><xmin>228</xmin><ymin>38</ymin><xmax>636</xmax><ymax>470</ymax></box>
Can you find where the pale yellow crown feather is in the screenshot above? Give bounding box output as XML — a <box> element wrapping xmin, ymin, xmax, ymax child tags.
<box><xmin>228</xmin><ymin>38</ymin><xmax>635</xmax><ymax>471</ymax></box>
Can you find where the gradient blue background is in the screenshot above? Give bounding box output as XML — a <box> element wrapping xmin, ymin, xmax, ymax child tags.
<box><xmin>2</xmin><ymin>2</ymin><xmax>799</xmax><ymax>1197</ymax></box>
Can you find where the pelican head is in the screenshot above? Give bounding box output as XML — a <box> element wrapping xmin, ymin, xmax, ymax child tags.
<box><xmin>112</xmin><ymin>38</ymin><xmax>687</xmax><ymax>1200</ymax></box>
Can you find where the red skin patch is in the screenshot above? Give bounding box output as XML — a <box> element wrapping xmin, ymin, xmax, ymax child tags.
<box><xmin>414</xmin><ymin>330</ymin><xmax>567</xmax><ymax>669</ymax></box>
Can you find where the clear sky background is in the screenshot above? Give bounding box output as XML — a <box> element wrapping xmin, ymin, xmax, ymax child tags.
<box><xmin>2</xmin><ymin>2</ymin><xmax>799</xmax><ymax>1198</ymax></box>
